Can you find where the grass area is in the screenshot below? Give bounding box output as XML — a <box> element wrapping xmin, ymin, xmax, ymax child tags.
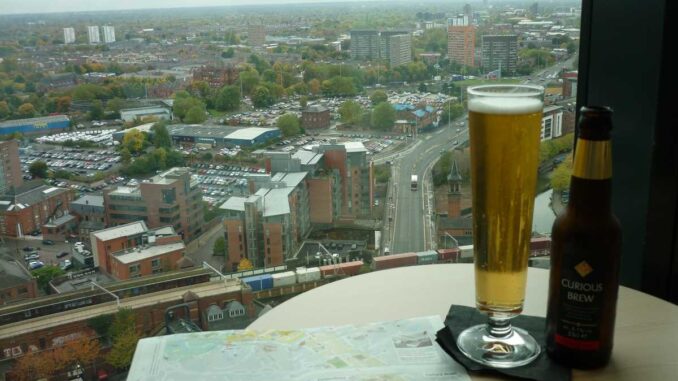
<box><xmin>454</xmin><ymin>78</ymin><xmax>522</xmax><ymax>87</ymax></box>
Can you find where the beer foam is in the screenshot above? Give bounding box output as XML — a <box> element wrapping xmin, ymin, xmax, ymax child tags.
<box><xmin>468</xmin><ymin>97</ymin><xmax>543</xmax><ymax>115</ymax></box>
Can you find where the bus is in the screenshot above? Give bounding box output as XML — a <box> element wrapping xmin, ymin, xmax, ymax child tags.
<box><xmin>411</xmin><ymin>175</ymin><xmax>418</xmax><ymax>191</ymax></box>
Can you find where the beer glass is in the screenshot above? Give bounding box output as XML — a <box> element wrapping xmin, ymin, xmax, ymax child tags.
<box><xmin>456</xmin><ymin>84</ymin><xmax>544</xmax><ymax>368</ymax></box>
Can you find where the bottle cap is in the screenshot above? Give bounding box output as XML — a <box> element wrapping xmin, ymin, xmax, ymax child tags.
<box><xmin>578</xmin><ymin>106</ymin><xmax>613</xmax><ymax>141</ymax></box>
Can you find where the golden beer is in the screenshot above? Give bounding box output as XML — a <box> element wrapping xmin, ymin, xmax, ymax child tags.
<box><xmin>468</xmin><ymin>96</ymin><xmax>543</xmax><ymax>314</ymax></box>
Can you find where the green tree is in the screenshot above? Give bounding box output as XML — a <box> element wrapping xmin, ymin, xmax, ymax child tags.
<box><xmin>213</xmin><ymin>236</ymin><xmax>226</xmax><ymax>256</ymax></box>
<box><xmin>109</xmin><ymin>308</ymin><xmax>136</xmax><ymax>339</ymax></box>
<box><xmin>221</xmin><ymin>47</ymin><xmax>235</xmax><ymax>58</ymax></box>
<box><xmin>123</xmin><ymin>128</ymin><xmax>145</xmax><ymax>154</ymax></box>
<box><xmin>106</xmin><ymin>97</ymin><xmax>125</xmax><ymax>113</ymax></box>
<box><xmin>152</xmin><ymin>122</ymin><xmax>172</xmax><ymax>149</ymax></box>
<box><xmin>299</xmin><ymin>96</ymin><xmax>309</xmax><ymax>109</ymax></box>
<box><xmin>17</xmin><ymin>103</ymin><xmax>36</xmax><ymax>117</ymax></box>
<box><xmin>201</xmin><ymin>152</ymin><xmax>213</xmax><ymax>162</ymax></box>
<box><xmin>277</xmin><ymin>113</ymin><xmax>301</xmax><ymax>137</ymax></box>
<box><xmin>31</xmin><ymin>266</ymin><xmax>65</xmax><ymax>290</ymax></box>
<box><xmin>551</xmin><ymin>154</ymin><xmax>573</xmax><ymax>191</ymax></box>
<box><xmin>173</xmin><ymin>94</ymin><xmax>205</xmax><ymax>121</ymax></box>
<box><xmin>119</xmin><ymin>147</ymin><xmax>132</xmax><ymax>165</ymax></box>
<box><xmin>251</xmin><ymin>86</ymin><xmax>274</xmax><ymax>108</ymax></box>
<box><xmin>370</xmin><ymin>102</ymin><xmax>396</xmax><ymax>130</ymax></box>
<box><xmin>107</xmin><ymin>329</ymin><xmax>139</xmax><ymax>370</ymax></box>
<box><xmin>185</xmin><ymin>105</ymin><xmax>207</xmax><ymax>124</ymax></box>
<box><xmin>338</xmin><ymin>100</ymin><xmax>363</xmax><ymax>125</ymax></box>
<box><xmin>0</xmin><ymin>100</ymin><xmax>9</xmax><ymax>119</ymax></box>
<box><xmin>29</xmin><ymin>160</ymin><xmax>48</xmax><ymax>178</ymax></box>
<box><xmin>440</xmin><ymin>103</ymin><xmax>465</xmax><ymax>125</ymax></box>
<box><xmin>369</xmin><ymin>90</ymin><xmax>388</xmax><ymax>105</ymax></box>
<box><xmin>89</xmin><ymin>100</ymin><xmax>104</xmax><ymax>121</ymax></box>
<box><xmin>215</xmin><ymin>85</ymin><xmax>240</xmax><ymax>112</ymax></box>
<box><xmin>237</xmin><ymin>69</ymin><xmax>260</xmax><ymax>95</ymax></box>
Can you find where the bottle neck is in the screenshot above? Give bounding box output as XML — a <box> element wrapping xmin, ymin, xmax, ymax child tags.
<box><xmin>568</xmin><ymin>138</ymin><xmax>613</xmax><ymax>214</ymax></box>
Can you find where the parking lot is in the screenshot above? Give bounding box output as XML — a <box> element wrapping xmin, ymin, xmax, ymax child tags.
<box><xmin>191</xmin><ymin>163</ymin><xmax>266</xmax><ymax>206</ymax></box>
<box><xmin>20</xmin><ymin>146</ymin><xmax>122</xmax><ymax>179</ymax></box>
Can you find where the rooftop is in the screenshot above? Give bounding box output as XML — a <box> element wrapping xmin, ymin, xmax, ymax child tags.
<box><xmin>292</xmin><ymin>149</ymin><xmax>323</xmax><ymax>166</ymax></box>
<box><xmin>112</xmin><ymin>242</ymin><xmax>185</xmax><ymax>265</ymax></box>
<box><xmin>167</xmin><ymin>124</ymin><xmax>241</xmax><ymax>139</ymax></box>
<box><xmin>92</xmin><ymin>221</ymin><xmax>148</xmax><ymax>242</ymax></box>
<box><xmin>304</xmin><ymin>104</ymin><xmax>328</xmax><ymax>113</ymax></box>
<box><xmin>43</xmin><ymin>212</ymin><xmax>77</xmax><ymax>228</ymax></box>
<box><xmin>344</xmin><ymin>141</ymin><xmax>367</xmax><ymax>153</ymax></box>
<box><xmin>220</xmin><ymin>196</ymin><xmax>247</xmax><ymax>212</ymax></box>
<box><xmin>71</xmin><ymin>194</ymin><xmax>104</xmax><ymax>208</ymax></box>
<box><xmin>0</xmin><ymin>185</ymin><xmax>70</xmax><ymax>211</ymax></box>
<box><xmin>0</xmin><ymin>256</ymin><xmax>33</xmax><ymax>289</ymax></box>
<box><xmin>226</xmin><ymin>127</ymin><xmax>279</xmax><ymax>141</ymax></box>
<box><xmin>119</xmin><ymin>106</ymin><xmax>171</xmax><ymax>114</ymax></box>
<box><xmin>0</xmin><ymin>115</ymin><xmax>69</xmax><ymax>128</ymax></box>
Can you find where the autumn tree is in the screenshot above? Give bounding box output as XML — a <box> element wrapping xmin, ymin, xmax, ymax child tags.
<box><xmin>17</xmin><ymin>103</ymin><xmax>36</xmax><ymax>117</ymax></box>
<box><xmin>123</xmin><ymin>128</ymin><xmax>145</xmax><ymax>154</ymax></box>
<box><xmin>106</xmin><ymin>329</ymin><xmax>139</xmax><ymax>370</ymax></box>
<box><xmin>0</xmin><ymin>100</ymin><xmax>10</xmax><ymax>119</ymax></box>
<box><xmin>11</xmin><ymin>337</ymin><xmax>100</xmax><ymax>381</ymax></box>
<box><xmin>237</xmin><ymin>257</ymin><xmax>254</xmax><ymax>271</ymax></box>
<box><xmin>308</xmin><ymin>78</ymin><xmax>321</xmax><ymax>95</ymax></box>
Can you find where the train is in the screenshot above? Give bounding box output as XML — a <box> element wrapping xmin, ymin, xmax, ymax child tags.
<box><xmin>241</xmin><ymin>261</ymin><xmax>364</xmax><ymax>292</ymax></box>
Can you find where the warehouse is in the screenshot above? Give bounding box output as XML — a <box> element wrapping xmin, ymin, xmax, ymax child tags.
<box><xmin>224</xmin><ymin>127</ymin><xmax>280</xmax><ymax>147</ymax></box>
<box><xmin>0</xmin><ymin>115</ymin><xmax>70</xmax><ymax>136</ymax></box>
<box><xmin>119</xmin><ymin>106</ymin><xmax>172</xmax><ymax>122</ymax></box>
<box><xmin>166</xmin><ymin>124</ymin><xmax>242</xmax><ymax>147</ymax></box>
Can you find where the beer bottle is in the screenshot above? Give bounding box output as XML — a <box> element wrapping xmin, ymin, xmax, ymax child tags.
<box><xmin>545</xmin><ymin>106</ymin><xmax>622</xmax><ymax>369</ymax></box>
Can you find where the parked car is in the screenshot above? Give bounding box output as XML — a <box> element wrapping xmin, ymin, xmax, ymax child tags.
<box><xmin>28</xmin><ymin>261</ymin><xmax>45</xmax><ymax>270</ymax></box>
<box><xmin>42</xmin><ymin>239</ymin><xmax>54</xmax><ymax>245</ymax></box>
<box><xmin>22</xmin><ymin>246</ymin><xmax>35</xmax><ymax>252</ymax></box>
<box><xmin>57</xmin><ymin>251</ymin><xmax>69</xmax><ymax>258</ymax></box>
<box><xmin>30</xmin><ymin>230</ymin><xmax>40</xmax><ymax>236</ymax></box>
<box><xmin>59</xmin><ymin>259</ymin><xmax>73</xmax><ymax>271</ymax></box>
<box><xmin>24</xmin><ymin>253</ymin><xmax>40</xmax><ymax>261</ymax></box>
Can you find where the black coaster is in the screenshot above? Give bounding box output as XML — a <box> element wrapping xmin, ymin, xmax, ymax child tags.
<box><xmin>435</xmin><ymin>305</ymin><xmax>571</xmax><ymax>381</ymax></box>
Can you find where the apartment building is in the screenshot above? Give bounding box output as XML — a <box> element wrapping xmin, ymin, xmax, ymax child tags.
<box><xmin>248</xmin><ymin>24</ymin><xmax>266</xmax><ymax>46</ymax></box>
<box><xmin>192</xmin><ymin>65</ymin><xmax>239</xmax><ymax>88</ymax></box>
<box><xmin>350</xmin><ymin>29</ymin><xmax>412</xmax><ymax>66</ymax></box>
<box><xmin>387</xmin><ymin>33</ymin><xmax>412</xmax><ymax>67</ymax></box>
<box><xmin>63</xmin><ymin>27</ymin><xmax>75</xmax><ymax>44</ymax></box>
<box><xmin>90</xmin><ymin>221</ymin><xmax>185</xmax><ymax>280</ymax></box>
<box><xmin>0</xmin><ymin>140</ymin><xmax>22</xmax><ymax>195</ymax></box>
<box><xmin>350</xmin><ymin>30</ymin><xmax>381</xmax><ymax>60</ymax></box>
<box><xmin>103</xmin><ymin>168</ymin><xmax>204</xmax><ymax>241</ymax></box>
<box><xmin>447</xmin><ymin>15</ymin><xmax>476</xmax><ymax>67</ymax></box>
<box><xmin>102</xmin><ymin>26</ymin><xmax>116</xmax><ymax>43</ymax></box>
<box><xmin>87</xmin><ymin>26</ymin><xmax>100</xmax><ymax>44</ymax></box>
<box><xmin>481</xmin><ymin>35</ymin><xmax>519</xmax><ymax>74</ymax></box>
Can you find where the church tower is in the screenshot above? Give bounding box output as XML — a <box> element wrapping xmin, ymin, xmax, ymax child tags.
<box><xmin>447</xmin><ymin>160</ymin><xmax>463</xmax><ymax>218</ymax></box>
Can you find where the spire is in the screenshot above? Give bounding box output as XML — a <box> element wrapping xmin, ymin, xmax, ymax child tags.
<box><xmin>447</xmin><ymin>160</ymin><xmax>463</xmax><ymax>183</ymax></box>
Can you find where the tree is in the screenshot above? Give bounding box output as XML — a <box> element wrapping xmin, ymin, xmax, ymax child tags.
<box><xmin>215</xmin><ymin>85</ymin><xmax>240</xmax><ymax>112</ymax></box>
<box><xmin>11</xmin><ymin>336</ymin><xmax>100</xmax><ymax>381</ymax></box>
<box><xmin>106</xmin><ymin>329</ymin><xmax>139</xmax><ymax>370</ymax></box>
<box><xmin>338</xmin><ymin>100</ymin><xmax>363</xmax><ymax>126</ymax></box>
<box><xmin>213</xmin><ymin>236</ymin><xmax>226</xmax><ymax>256</ymax></box>
<box><xmin>201</xmin><ymin>152</ymin><xmax>213</xmax><ymax>162</ymax></box>
<box><xmin>308</xmin><ymin>78</ymin><xmax>321</xmax><ymax>95</ymax></box>
<box><xmin>173</xmin><ymin>94</ymin><xmax>205</xmax><ymax>121</ymax></box>
<box><xmin>370</xmin><ymin>102</ymin><xmax>396</xmax><ymax>130</ymax></box>
<box><xmin>123</xmin><ymin>128</ymin><xmax>145</xmax><ymax>154</ymax></box>
<box><xmin>120</xmin><ymin>147</ymin><xmax>132</xmax><ymax>165</ymax></box>
<box><xmin>251</xmin><ymin>86</ymin><xmax>274</xmax><ymax>108</ymax></box>
<box><xmin>237</xmin><ymin>257</ymin><xmax>254</xmax><ymax>271</ymax></box>
<box><xmin>31</xmin><ymin>266</ymin><xmax>65</xmax><ymax>290</ymax></box>
<box><xmin>370</xmin><ymin>90</ymin><xmax>388</xmax><ymax>105</ymax></box>
<box><xmin>55</xmin><ymin>96</ymin><xmax>72</xmax><ymax>113</ymax></box>
<box><xmin>551</xmin><ymin>154</ymin><xmax>573</xmax><ymax>191</ymax></box>
<box><xmin>106</xmin><ymin>97</ymin><xmax>125</xmax><ymax>113</ymax></box>
<box><xmin>109</xmin><ymin>308</ymin><xmax>136</xmax><ymax>340</ymax></box>
<box><xmin>0</xmin><ymin>100</ymin><xmax>9</xmax><ymax>119</ymax></box>
<box><xmin>17</xmin><ymin>103</ymin><xmax>36</xmax><ymax>118</ymax></box>
<box><xmin>221</xmin><ymin>47</ymin><xmax>235</xmax><ymax>58</ymax></box>
<box><xmin>89</xmin><ymin>100</ymin><xmax>104</xmax><ymax>121</ymax></box>
<box><xmin>237</xmin><ymin>69</ymin><xmax>260</xmax><ymax>95</ymax></box>
<box><xmin>440</xmin><ymin>103</ymin><xmax>465</xmax><ymax>125</ymax></box>
<box><xmin>299</xmin><ymin>95</ymin><xmax>308</xmax><ymax>109</ymax></box>
<box><xmin>152</xmin><ymin>123</ymin><xmax>172</xmax><ymax>149</ymax></box>
<box><xmin>29</xmin><ymin>160</ymin><xmax>48</xmax><ymax>178</ymax></box>
<box><xmin>185</xmin><ymin>105</ymin><xmax>207</xmax><ymax>124</ymax></box>
<box><xmin>277</xmin><ymin>113</ymin><xmax>301</xmax><ymax>137</ymax></box>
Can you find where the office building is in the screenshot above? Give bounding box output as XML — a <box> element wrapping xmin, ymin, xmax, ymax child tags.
<box><xmin>102</xmin><ymin>26</ymin><xmax>116</xmax><ymax>43</ymax></box>
<box><xmin>103</xmin><ymin>168</ymin><xmax>204</xmax><ymax>241</ymax></box>
<box><xmin>87</xmin><ymin>26</ymin><xmax>100</xmax><ymax>44</ymax></box>
<box><xmin>447</xmin><ymin>15</ymin><xmax>476</xmax><ymax>68</ymax></box>
<box><xmin>248</xmin><ymin>24</ymin><xmax>266</xmax><ymax>46</ymax></box>
<box><xmin>0</xmin><ymin>140</ymin><xmax>22</xmax><ymax>195</ymax></box>
<box><xmin>541</xmin><ymin>105</ymin><xmax>564</xmax><ymax>141</ymax></box>
<box><xmin>387</xmin><ymin>33</ymin><xmax>412</xmax><ymax>67</ymax></box>
<box><xmin>63</xmin><ymin>27</ymin><xmax>75</xmax><ymax>44</ymax></box>
<box><xmin>301</xmin><ymin>105</ymin><xmax>331</xmax><ymax>130</ymax></box>
<box><xmin>481</xmin><ymin>35</ymin><xmax>518</xmax><ymax>75</ymax></box>
<box><xmin>91</xmin><ymin>221</ymin><xmax>186</xmax><ymax>280</ymax></box>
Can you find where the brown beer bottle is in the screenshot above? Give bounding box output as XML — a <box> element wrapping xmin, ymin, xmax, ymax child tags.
<box><xmin>545</xmin><ymin>106</ymin><xmax>622</xmax><ymax>369</ymax></box>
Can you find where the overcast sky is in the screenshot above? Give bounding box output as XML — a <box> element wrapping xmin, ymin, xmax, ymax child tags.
<box><xmin>1</xmin><ymin>0</ymin><xmax>397</xmax><ymax>15</ymax></box>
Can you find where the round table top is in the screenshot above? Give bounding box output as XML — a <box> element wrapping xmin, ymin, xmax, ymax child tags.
<box><xmin>248</xmin><ymin>263</ymin><xmax>678</xmax><ymax>381</ymax></box>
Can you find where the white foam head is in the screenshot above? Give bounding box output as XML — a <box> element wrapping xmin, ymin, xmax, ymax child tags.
<box><xmin>468</xmin><ymin>97</ymin><xmax>543</xmax><ymax>115</ymax></box>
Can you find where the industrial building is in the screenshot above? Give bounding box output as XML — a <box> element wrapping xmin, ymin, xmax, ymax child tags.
<box><xmin>167</xmin><ymin>124</ymin><xmax>242</xmax><ymax>147</ymax></box>
<box><xmin>301</xmin><ymin>104</ymin><xmax>331</xmax><ymax>129</ymax></box>
<box><xmin>119</xmin><ymin>106</ymin><xmax>172</xmax><ymax>123</ymax></box>
<box><xmin>0</xmin><ymin>115</ymin><xmax>70</xmax><ymax>136</ymax></box>
<box><xmin>224</xmin><ymin>127</ymin><xmax>281</xmax><ymax>147</ymax></box>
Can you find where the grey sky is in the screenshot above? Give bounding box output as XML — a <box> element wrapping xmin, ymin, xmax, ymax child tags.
<box><xmin>1</xmin><ymin>0</ymin><xmax>392</xmax><ymax>15</ymax></box>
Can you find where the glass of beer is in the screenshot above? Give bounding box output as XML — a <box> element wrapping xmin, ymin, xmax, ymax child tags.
<box><xmin>456</xmin><ymin>84</ymin><xmax>544</xmax><ymax>368</ymax></box>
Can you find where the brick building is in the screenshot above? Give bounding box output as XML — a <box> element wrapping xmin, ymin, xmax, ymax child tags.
<box><xmin>91</xmin><ymin>221</ymin><xmax>186</xmax><ymax>280</ymax></box>
<box><xmin>0</xmin><ymin>257</ymin><xmax>37</xmax><ymax>306</ymax></box>
<box><xmin>69</xmin><ymin>194</ymin><xmax>105</xmax><ymax>241</ymax></box>
<box><xmin>437</xmin><ymin>161</ymin><xmax>473</xmax><ymax>246</ymax></box>
<box><xmin>0</xmin><ymin>185</ymin><xmax>74</xmax><ymax>237</ymax></box>
<box><xmin>103</xmin><ymin>168</ymin><xmax>204</xmax><ymax>241</ymax></box>
<box><xmin>301</xmin><ymin>104</ymin><xmax>331</xmax><ymax>129</ymax></box>
<box><xmin>0</xmin><ymin>140</ymin><xmax>22</xmax><ymax>195</ymax></box>
<box><xmin>192</xmin><ymin>65</ymin><xmax>239</xmax><ymax>88</ymax></box>
<box><xmin>481</xmin><ymin>35</ymin><xmax>518</xmax><ymax>75</ymax></box>
<box><xmin>447</xmin><ymin>15</ymin><xmax>476</xmax><ymax>67</ymax></box>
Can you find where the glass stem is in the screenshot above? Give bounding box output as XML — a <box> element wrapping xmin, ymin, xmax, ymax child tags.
<box><xmin>487</xmin><ymin>316</ymin><xmax>513</xmax><ymax>338</ymax></box>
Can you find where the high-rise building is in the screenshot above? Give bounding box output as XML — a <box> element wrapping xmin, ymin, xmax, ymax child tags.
<box><xmin>351</xmin><ymin>29</ymin><xmax>411</xmax><ymax>66</ymax></box>
<box><xmin>87</xmin><ymin>26</ymin><xmax>100</xmax><ymax>44</ymax></box>
<box><xmin>447</xmin><ymin>15</ymin><xmax>476</xmax><ymax>68</ymax></box>
<box><xmin>0</xmin><ymin>140</ymin><xmax>22</xmax><ymax>195</ymax></box>
<box><xmin>383</xmin><ymin>32</ymin><xmax>412</xmax><ymax>67</ymax></box>
<box><xmin>103</xmin><ymin>168</ymin><xmax>204</xmax><ymax>241</ymax></box>
<box><xmin>63</xmin><ymin>27</ymin><xmax>75</xmax><ymax>44</ymax></box>
<box><xmin>248</xmin><ymin>24</ymin><xmax>266</xmax><ymax>46</ymax></box>
<box><xmin>102</xmin><ymin>26</ymin><xmax>116</xmax><ymax>43</ymax></box>
<box><xmin>350</xmin><ymin>30</ymin><xmax>381</xmax><ymax>60</ymax></box>
<box><xmin>481</xmin><ymin>35</ymin><xmax>518</xmax><ymax>75</ymax></box>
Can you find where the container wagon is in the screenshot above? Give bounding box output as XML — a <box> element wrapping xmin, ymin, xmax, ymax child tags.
<box><xmin>242</xmin><ymin>274</ymin><xmax>273</xmax><ymax>291</ymax></box>
<box><xmin>296</xmin><ymin>267</ymin><xmax>321</xmax><ymax>283</ymax></box>
<box><xmin>372</xmin><ymin>252</ymin><xmax>418</xmax><ymax>270</ymax></box>
<box><xmin>436</xmin><ymin>248</ymin><xmax>461</xmax><ymax>263</ymax></box>
<box><xmin>319</xmin><ymin>261</ymin><xmax>364</xmax><ymax>277</ymax></box>
<box><xmin>272</xmin><ymin>271</ymin><xmax>297</xmax><ymax>288</ymax></box>
<box><xmin>415</xmin><ymin>250</ymin><xmax>438</xmax><ymax>265</ymax></box>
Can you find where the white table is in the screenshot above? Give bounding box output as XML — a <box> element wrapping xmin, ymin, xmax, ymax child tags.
<box><xmin>249</xmin><ymin>264</ymin><xmax>678</xmax><ymax>381</ymax></box>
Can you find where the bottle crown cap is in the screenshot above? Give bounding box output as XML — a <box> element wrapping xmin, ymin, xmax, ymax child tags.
<box><xmin>578</xmin><ymin>106</ymin><xmax>613</xmax><ymax>141</ymax></box>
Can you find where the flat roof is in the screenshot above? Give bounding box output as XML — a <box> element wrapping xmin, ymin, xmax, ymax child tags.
<box><xmin>120</xmin><ymin>106</ymin><xmax>170</xmax><ymax>114</ymax></box>
<box><xmin>226</xmin><ymin>127</ymin><xmax>279</xmax><ymax>141</ymax></box>
<box><xmin>344</xmin><ymin>141</ymin><xmax>367</xmax><ymax>153</ymax></box>
<box><xmin>0</xmin><ymin>115</ymin><xmax>69</xmax><ymax>128</ymax></box>
<box><xmin>92</xmin><ymin>221</ymin><xmax>148</xmax><ymax>241</ymax></box>
<box><xmin>292</xmin><ymin>150</ymin><xmax>323</xmax><ymax>166</ymax></box>
<box><xmin>113</xmin><ymin>242</ymin><xmax>185</xmax><ymax>265</ymax></box>
<box><xmin>43</xmin><ymin>213</ymin><xmax>77</xmax><ymax>228</ymax></box>
<box><xmin>220</xmin><ymin>196</ymin><xmax>247</xmax><ymax>212</ymax></box>
<box><xmin>167</xmin><ymin>124</ymin><xmax>242</xmax><ymax>139</ymax></box>
<box><xmin>72</xmin><ymin>195</ymin><xmax>104</xmax><ymax>208</ymax></box>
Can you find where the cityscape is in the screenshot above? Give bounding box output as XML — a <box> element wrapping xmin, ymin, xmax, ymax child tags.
<box><xmin>0</xmin><ymin>0</ymin><xmax>580</xmax><ymax>379</ymax></box>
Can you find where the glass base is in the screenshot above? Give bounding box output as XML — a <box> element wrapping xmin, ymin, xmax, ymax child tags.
<box><xmin>456</xmin><ymin>323</ymin><xmax>541</xmax><ymax>368</ymax></box>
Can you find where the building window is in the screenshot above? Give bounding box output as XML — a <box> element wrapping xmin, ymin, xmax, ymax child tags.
<box><xmin>129</xmin><ymin>264</ymin><xmax>140</xmax><ymax>274</ymax></box>
<box><xmin>162</xmin><ymin>188</ymin><xmax>176</xmax><ymax>203</ymax></box>
<box><xmin>151</xmin><ymin>259</ymin><xmax>160</xmax><ymax>268</ymax></box>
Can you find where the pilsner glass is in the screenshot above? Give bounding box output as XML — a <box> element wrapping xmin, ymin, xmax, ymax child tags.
<box><xmin>456</xmin><ymin>84</ymin><xmax>544</xmax><ymax>368</ymax></box>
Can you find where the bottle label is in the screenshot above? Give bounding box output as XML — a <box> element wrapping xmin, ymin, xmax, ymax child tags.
<box><xmin>555</xmin><ymin>242</ymin><xmax>604</xmax><ymax>350</ymax></box>
<box><xmin>572</xmin><ymin>139</ymin><xmax>612</xmax><ymax>180</ymax></box>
